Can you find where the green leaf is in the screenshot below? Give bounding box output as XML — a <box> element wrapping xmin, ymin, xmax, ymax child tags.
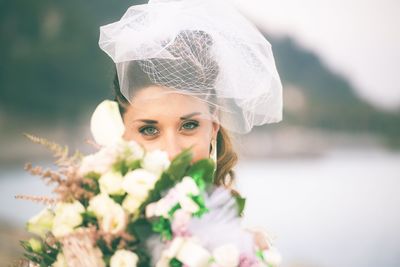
<box><xmin>191</xmin><ymin>195</ymin><xmax>209</xmax><ymax>217</ymax></box>
<box><xmin>234</xmin><ymin>195</ymin><xmax>246</xmax><ymax>216</ymax></box>
<box><xmin>170</xmin><ymin>258</ymin><xmax>183</xmax><ymax>267</ymax></box>
<box><xmin>168</xmin><ymin>203</ymin><xmax>181</xmax><ymax>218</ymax></box>
<box><xmin>256</xmin><ymin>249</ymin><xmax>265</xmax><ymax>261</ymax></box>
<box><xmin>152</xmin><ymin>217</ymin><xmax>172</xmax><ymax>240</ymax></box>
<box><xmin>82</xmin><ymin>177</ymin><xmax>100</xmax><ymax>196</ymax></box>
<box><xmin>84</xmin><ymin>171</ymin><xmax>101</xmax><ymax>180</ymax></box>
<box><xmin>166</xmin><ymin>147</ymin><xmax>193</xmax><ymax>181</ymax></box>
<box><xmin>126</xmin><ymin>218</ymin><xmax>152</xmax><ymax>243</ymax></box>
<box><xmin>140</xmin><ymin>172</ymin><xmax>175</xmax><ymax>210</ymax></box>
<box><xmin>80</xmin><ymin>210</ymin><xmax>98</xmax><ymax>227</ymax></box>
<box><xmin>20</xmin><ymin>238</ymin><xmax>60</xmax><ymax>266</ymax></box>
<box><xmin>186</xmin><ymin>158</ymin><xmax>215</xmax><ymax>189</ymax></box>
<box><xmin>110</xmin><ymin>193</ymin><xmax>127</xmax><ymax>205</ymax></box>
<box><xmin>126</xmin><ymin>159</ymin><xmax>141</xmax><ymax>172</ymax></box>
<box><xmin>112</xmin><ymin>159</ymin><xmax>129</xmax><ymax>175</ymax></box>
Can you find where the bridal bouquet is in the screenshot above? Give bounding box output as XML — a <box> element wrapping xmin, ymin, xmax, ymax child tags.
<box><xmin>17</xmin><ymin>101</ymin><xmax>282</xmax><ymax>267</ymax></box>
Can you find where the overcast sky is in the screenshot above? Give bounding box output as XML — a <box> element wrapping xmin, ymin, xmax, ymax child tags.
<box><xmin>232</xmin><ymin>0</ymin><xmax>400</xmax><ymax>111</ymax></box>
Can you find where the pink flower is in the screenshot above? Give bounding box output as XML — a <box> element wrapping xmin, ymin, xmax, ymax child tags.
<box><xmin>239</xmin><ymin>252</ymin><xmax>258</xmax><ymax>267</ymax></box>
<box><xmin>172</xmin><ymin>209</ymin><xmax>192</xmax><ymax>237</ymax></box>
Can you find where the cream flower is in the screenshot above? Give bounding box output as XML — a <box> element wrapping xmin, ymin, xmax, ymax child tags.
<box><xmin>179</xmin><ymin>196</ymin><xmax>199</xmax><ymax>214</ymax></box>
<box><xmin>28</xmin><ymin>238</ymin><xmax>42</xmax><ymax>253</ymax></box>
<box><xmin>26</xmin><ymin>207</ymin><xmax>54</xmax><ymax>238</ymax></box>
<box><xmin>176</xmin><ymin>176</ymin><xmax>200</xmax><ymax>196</ymax></box>
<box><xmin>122</xmin><ymin>194</ymin><xmax>143</xmax><ymax>214</ymax></box>
<box><xmin>90</xmin><ymin>100</ymin><xmax>125</xmax><ymax>147</ymax></box>
<box><xmin>88</xmin><ymin>193</ymin><xmax>116</xmax><ymax>218</ymax></box>
<box><xmin>142</xmin><ymin>149</ymin><xmax>170</xmax><ymax>176</ymax></box>
<box><xmin>122</xmin><ymin>169</ymin><xmax>158</xmax><ymax>200</ymax></box>
<box><xmin>175</xmin><ymin>238</ymin><xmax>211</xmax><ymax>267</ymax></box>
<box><xmin>125</xmin><ymin>140</ymin><xmax>145</xmax><ymax>162</ymax></box>
<box><xmin>52</xmin><ymin>253</ymin><xmax>67</xmax><ymax>267</ymax></box>
<box><xmin>52</xmin><ymin>200</ymin><xmax>85</xmax><ymax>238</ymax></box>
<box><xmin>156</xmin><ymin>237</ymin><xmax>211</xmax><ymax>267</ymax></box>
<box><xmin>99</xmin><ymin>171</ymin><xmax>125</xmax><ymax>195</ymax></box>
<box><xmin>110</xmin><ymin>249</ymin><xmax>139</xmax><ymax>267</ymax></box>
<box><xmin>79</xmin><ymin>146</ymin><xmax>118</xmax><ymax>176</ymax></box>
<box><xmin>145</xmin><ymin>202</ymin><xmax>157</xmax><ymax>218</ymax></box>
<box><xmin>88</xmin><ymin>194</ymin><xmax>127</xmax><ymax>234</ymax></box>
<box><xmin>101</xmin><ymin>203</ymin><xmax>127</xmax><ymax>234</ymax></box>
<box><xmin>212</xmin><ymin>244</ymin><xmax>240</xmax><ymax>267</ymax></box>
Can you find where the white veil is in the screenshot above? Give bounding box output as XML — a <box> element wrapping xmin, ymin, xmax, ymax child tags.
<box><xmin>99</xmin><ymin>0</ymin><xmax>283</xmax><ymax>134</ymax></box>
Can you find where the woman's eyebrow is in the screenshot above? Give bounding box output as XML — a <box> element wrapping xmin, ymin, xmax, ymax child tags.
<box><xmin>134</xmin><ymin>119</ymin><xmax>158</xmax><ymax>124</ymax></box>
<box><xmin>133</xmin><ymin>112</ymin><xmax>201</xmax><ymax>123</ymax></box>
<box><xmin>180</xmin><ymin>112</ymin><xmax>202</xmax><ymax>120</ymax></box>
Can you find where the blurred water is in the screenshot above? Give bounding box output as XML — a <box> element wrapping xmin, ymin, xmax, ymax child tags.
<box><xmin>236</xmin><ymin>149</ymin><xmax>400</xmax><ymax>267</ymax></box>
<box><xmin>1</xmin><ymin>149</ymin><xmax>399</xmax><ymax>267</ymax></box>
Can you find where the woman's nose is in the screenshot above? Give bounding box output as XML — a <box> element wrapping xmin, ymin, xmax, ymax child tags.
<box><xmin>162</xmin><ymin>132</ymin><xmax>183</xmax><ymax>160</ymax></box>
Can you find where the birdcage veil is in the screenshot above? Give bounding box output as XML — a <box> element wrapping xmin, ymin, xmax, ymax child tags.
<box><xmin>99</xmin><ymin>0</ymin><xmax>283</xmax><ymax>134</ymax></box>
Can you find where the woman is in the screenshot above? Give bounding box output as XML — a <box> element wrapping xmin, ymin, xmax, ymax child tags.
<box><xmin>99</xmin><ymin>0</ymin><xmax>283</xmax><ymax>264</ymax></box>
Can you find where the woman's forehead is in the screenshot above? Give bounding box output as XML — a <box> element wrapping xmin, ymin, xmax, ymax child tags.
<box><xmin>127</xmin><ymin>85</ymin><xmax>212</xmax><ymax>120</ymax></box>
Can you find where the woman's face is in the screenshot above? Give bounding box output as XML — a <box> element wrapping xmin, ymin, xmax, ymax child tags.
<box><xmin>122</xmin><ymin>85</ymin><xmax>220</xmax><ymax>162</ymax></box>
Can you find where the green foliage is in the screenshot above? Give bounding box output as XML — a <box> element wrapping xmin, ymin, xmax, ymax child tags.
<box><xmin>191</xmin><ymin>195</ymin><xmax>209</xmax><ymax>218</ymax></box>
<box><xmin>113</xmin><ymin>159</ymin><xmax>141</xmax><ymax>176</ymax></box>
<box><xmin>126</xmin><ymin>218</ymin><xmax>152</xmax><ymax>243</ymax></box>
<box><xmin>168</xmin><ymin>203</ymin><xmax>182</xmax><ymax>218</ymax></box>
<box><xmin>82</xmin><ymin>173</ymin><xmax>101</xmax><ymax>198</ymax></box>
<box><xmin>20</xmin><ymin>238</ymin><xmax>60</xmax><ymax>266</ymax></box>
<box><xmin>80</xmin><ymin>210</ymin><xmax>98</xmax><ymax>228</ymax></box>
<box><xmin>166</xmin><ymin>147</ymin><xmax>193</xmax><ymax>181</ymax></box>
<box><xmin>140</xmin><ymin>148</ymin><xmax>193</xmax><ymax>210</ymax></box>
<box><xmin>110</xmin><ymin>193</ymin><xmax>127</xmax><ymax>205</ymax></box>
<box><xmin>152</xmin><ymin>217</ymin><xmax>172</xmax><ymax>241</ymax></box>
<box><xmin>84</xmin><ymin>172</ymin><xmax>101</xmax><ymax>180</ymax></box>
<box><xmin>234</xmin><ymin>195</ymin><xmax>246</xmax><ymax>217</ymax></box>
<box><xmin>186</xmin><ymin>158</ymin><xmax>215</xmax><ymax>190</ymax></box>
<box><xmin>170</xmin><ymin>258</ymin><xmax>183</xmax><ymax>267</ymax></box>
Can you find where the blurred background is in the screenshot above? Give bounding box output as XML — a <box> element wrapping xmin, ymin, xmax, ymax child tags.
<box><xmin>1</xmin><ymin>0</ymin><xmax>399</xmax><ymax>266</ymax></box>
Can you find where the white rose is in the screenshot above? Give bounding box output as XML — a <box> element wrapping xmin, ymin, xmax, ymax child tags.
<box><xmin>110</xmin><ymin>249</ymin><xmax>139</xmax><ymax>267</ymax></box>
<box><xmin>156</xmin><ymin>237</ymin><xmax>211</xmax><ymax>267</ymax></box>
<box><xmin>52</xmin><ymin>253</ymin><xmax>67</xmax><ymax>267</ymax></box>
<box><xmin>263</xmin><ymin>247</ymin><xmax>282</xmax><ymax>267</ymax></box>
<box><xmin>212</xmin><ymin>244</ymin><xmax>240</xmax><ymax>267</ymax></box>
<box><xmin>176</xmin><ymin>238</ymin><xmax>211</xmax><ymax>267</ymax></box>
<box><xmin>142</xmin><ymin>150</ymin><xmax>170</xmax><ymax>176</ymax></box>
<box><xmin>101</xmin><ymin>203</ymin><xmax>127</xmax><ymax>234</ymax></box>
<box><xmin>179</xmin><ymin>196</ymin><xmax>199</xmax><ymax>214</ymax></box>
<box><xmin>122</xmin><ymin>194</ymin><xmax>143</xmax><ymax>214</ymax></box>
<box><xmin>126</xmin><ymin>140</ymin><xmax>145</xmax><ymax>162</ymax></box>
<box><xmin>99</xmin><ymin>171</ymin><xmax>125</xmax><ymax>195</ymax></box>
<box><xmin>26</xmin><ymin>208</ymin><xmax>54</xmax><ymax>238</ymax></box>
<box><xmin>176</xmin><ymin>176</ymin><xmax>200</xmax><ymax>196</ymax></box>
<box><xmin>122</xmin><ymin>169</ymin><xmax>158</xmax><ymax>200</ymax></box>
<box><xmin>165</xmin><ymin>237</ymin><xmax>185</xmax><ymax>258</ymax></box>
<box><xmin>90</xmin><ymin>100</ymin><xmax>125</xmax><ymax>147</ymax></box>
<box><xmin>154</xmin><ymin>198</ymin><xmax>176</xmax><ymax>218</ymax></box>
<box><xmin>145</xmin><ymin>202</ymin><xmax>157</xmax><ymax>218</ymax></box>
<box><xmin>52</xmin><ymin>201</ymin><xmax>85</xmax><ymax>238</ymax></box>
<box><xmin>79</xmin><ymin>147</ymin><xmax>118</xmax><ymax>176</ymax></box>
<box><xmin>88</xmin><ymin>193</ymin><xmax>117</xmax><ymax>217</ymax></box>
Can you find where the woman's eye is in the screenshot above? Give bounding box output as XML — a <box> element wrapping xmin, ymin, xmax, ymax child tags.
<box><xmin>139</xmin><ymin>126</ymin><xmax>159</xmax><ymax>136</ymax></box>
<box><xmin>181</xmin><ymin>120</ymin><xmax>199</xmax><ymax>131</ymax></box>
